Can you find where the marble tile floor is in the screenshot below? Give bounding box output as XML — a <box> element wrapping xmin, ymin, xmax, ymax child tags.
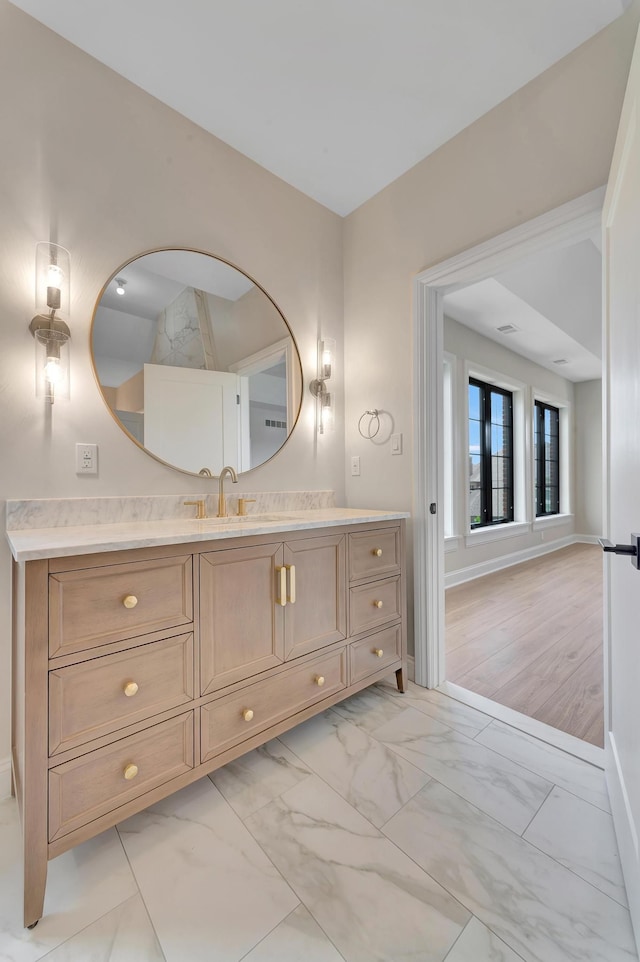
<box><xmin>0</xmin><ymin>682</ymin><xmax>636</xmax><ymax>962</ymax></box>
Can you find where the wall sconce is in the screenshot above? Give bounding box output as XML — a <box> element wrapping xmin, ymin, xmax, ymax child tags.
<box><xmin>28</xmin><ymin>242</ymin><xmax>71</xmax><ymax>403</ymax></box>
<box><xmin>309</xmin><ymin>337</ymin><xmax>335</xmax><ymax>434</ymax></box>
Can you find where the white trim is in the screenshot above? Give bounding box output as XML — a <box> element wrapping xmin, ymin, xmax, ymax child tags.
<box><xmin>0</xmin><ymin>757</ymin><xmax>12</xmax><ymax>800</ymax></box>
<box><xmin>229</xmin><ymin>336</ymin><xmax>296</xmax><ymax>430</ymax></box>
<box><xmin>464</xmin><ymin>521</ymin><xmax>531</xmax><ymax>546</ymax></box>
<box><xmin>407</xmin><ymin>654</ymin><xmax>415</xmax><ymax>683</ymax></box>
<box><xmin>445</xmin><ymin>534</ymin><xmax>577</xmax><ymax>589</ymax></box>
<box><xmin>413</xmin><ymin>285</ymin><xmax>444</xmax><ymax>687</ymax></box>
<box><xmin>574</xmin><ymin>534</ymin><xmax>601</xmax><ymax>544</ymax></box>
<box><xmin>443</xmin><ymin>352</ymin><xmax>457</xmax><ymax>539</ymax></box>
<box><xmin>439</xmin><ymin>682</ymin><xmax>605</xmax><ymax>768</ymax></box>
<box><xmin>533</xmin><ymin>513</ymin><xmax>574</xmax><ymax>530</ymax></box>
<box><xmin>444</xmin><ymin>535</ymin><xmax>461</xmax><ymax>553</ymax></box>
<box><xmin>413</xmin><ymin>186</ymin><xmax>604</xmax><ymax>691</ymax></box>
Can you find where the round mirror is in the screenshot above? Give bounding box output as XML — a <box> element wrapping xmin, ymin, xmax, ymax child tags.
<box><xmin>91</xmin><ymin>249</ymin><xmax>302</xmax><ymax>476</ymax></box>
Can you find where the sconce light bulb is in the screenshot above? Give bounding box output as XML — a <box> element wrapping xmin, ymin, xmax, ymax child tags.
<box><xmin>44</xmin><ymin>355</ymin><xmax>62</xmax><ymax>384</ymax></box>
<box><xmin>115</xmin><ymin>279</ymin><xmax>126</xmax><ymax>296</ymax></box>
<box><xmin>45</xmin><ymin>264</ymin><xmax>63</xmax><ymax>311</ymax></box>
<box><xmin>47</xmin><ymin>264</ymin><xmax>63</xmax><ymax>291</ymax></box>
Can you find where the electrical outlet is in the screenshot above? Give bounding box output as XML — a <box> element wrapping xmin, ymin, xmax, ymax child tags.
<box><xmin>351</xmin><ymin>455</ymin><xmax>361</xmax><ymax>477</ymax></box>
<box><xmin>391</xmin><ymin>433</ymin><xmax>403</xmax><ymax>455</ymax></box>
<box><xmin>76</xmin><ymin>443</ymin><xmax>98</xmax><ymax>475</ymax></box>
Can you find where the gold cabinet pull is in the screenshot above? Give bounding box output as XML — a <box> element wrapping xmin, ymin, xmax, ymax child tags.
<box><xmin>122</xmin><ymin>595</ymin><xmax>138</xmax><ymax>609</ymax></box>
<box><xmin>286</xmin><ymin>564</ymin><xmax>296</xmax><ymax>604</ymax></box>
<box><xmin>123</xmin><ymin>681</ymin><xmax>139</xmax><ymax>697</ymax></box>
<box><xmin>373</xmin><ymin>600</ymin><xmax>384</xmax><ymax>609</ymax></box>
<box><xmin>314</xmin><ymin>675</ymin><xmax>325</xmax><ymax>687</ymax></box>
<box><xmin>242</xmin><ymin>708</ymin><xmax>254</xmax><ymax>722</ymax></box>
<box><xmin>372</xmin><ymin>548</ymin><xmax>383</xmax><ymax>557</ymax></box>
<box><xmin>373</xmin><ymin>648</ymin><xmax>384</xmax><ymax>658</ymax></box>
<box><xmin>277</xmin><ymin>566</ymin><xmax>287</xmax><ymax>607</ymax></box>
<box><xmin>123</xmin><ymin>763</ymin><xmax>138</xmax><ymax>780</ymax></box>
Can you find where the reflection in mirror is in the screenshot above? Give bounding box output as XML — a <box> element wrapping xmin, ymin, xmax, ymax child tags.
<box><xmin>91</xmin><ymin>250</ymin><xmax>302</xmax><ymax>476</ymax></box>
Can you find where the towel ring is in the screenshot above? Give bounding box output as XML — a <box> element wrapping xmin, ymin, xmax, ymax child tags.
<box><xmin>358</xmin><ymin>409</ymin><xmax>380</xmax><ymax>439</ymax></box>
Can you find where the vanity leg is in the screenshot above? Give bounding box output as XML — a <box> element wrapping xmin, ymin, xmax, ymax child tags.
<box><xmin>395</xmin><ymin>666</ymin><xmax>407</xmax><ymax>693</ymax></box>
<box><xmin>24</xmin><ymin>854</ymin><xmax>47</xmax><ymax>929</ymax></box>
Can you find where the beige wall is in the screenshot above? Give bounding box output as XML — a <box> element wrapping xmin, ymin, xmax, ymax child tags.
<box><xmin>0</xmin><ymin>0</ymin><xmax>635</xmax><ymax>775</ymax></box>
<box><xmin>0</xmin><ymin>2</ymin><xmax>344</xmax><ymax>777</ymax></box>
<box><xmin>574</xmin><ymin>379</ymin><xmax>603</xmax><ymax>536</ymax></box>
<box><xmin>343</xmin><ymin>5</ymin><xmax>638</xmax><ymax>647</ymax></box>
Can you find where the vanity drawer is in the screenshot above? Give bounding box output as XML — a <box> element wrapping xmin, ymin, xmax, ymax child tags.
<box><xmin>49</xmin><ymin>632</ymin><xmax>194</xmax><ymax>755</ymax></box>
<box><xmin>349</xmin><ymin>624</ymin><xmax>402</xmax><ymax>684</ymax></box>
<box><xmin>201</xmin><ymin>648</ymin><xmax>346</xmax><ymax>762</ymax></box>
<box><xmin>349</xmin><ymin>527</ymin><xmax>401</xmax><ymax>582</ymax></box>
<box><xmin>49</xmin><ymin>556</ymin><xmax>193</xmax><ymax>657</ymax></box>
<box><xmin>349</xmin><ymin>577</ymin><xmax>401</xmax><ymax>635</ymax></box>
<box><xmin>48</xmin><ymin>712</ymin><xmax>194</xmax><ymax>841</ymax></box>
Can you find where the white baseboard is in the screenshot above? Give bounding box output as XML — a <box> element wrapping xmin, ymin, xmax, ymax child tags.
<box><xmin>445</xmin><ymin>534</ymin><xmax>599</xmax><ymax>589</ymax></box>
<box><xmin>607</xmin><ymin>733</ymin><xmax>640</xmax><ymax>956</ymax></box>
<box><xmin>0</xmin><ymin>756</ymin><xmax>12</xmax><ymax>800</ymax></box>
<box><xmin>407</xmin><ymin>654</ymin><xmax>415</xmax><ymax>682</ymax></box>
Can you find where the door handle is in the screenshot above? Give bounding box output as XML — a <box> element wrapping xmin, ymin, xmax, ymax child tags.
<box><xmin>286</xmin><ymin>564</ymin><xmax>296</xmax><ymax>604</ymax></box>
<box><xmin>276</xmin><ymin>566</ymin><xmax>287</xmax><ymax>606</ymax></box>
<box><xmin>598</xmin><ymin>535</ymin><xmax>640</xmax><ymax>569</ymax></box>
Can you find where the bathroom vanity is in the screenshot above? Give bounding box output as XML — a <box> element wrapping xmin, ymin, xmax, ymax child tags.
<box><xmin>8</xmin><ymin>506</ymin><xmax>408</xmax><ymax>928</ymax></box>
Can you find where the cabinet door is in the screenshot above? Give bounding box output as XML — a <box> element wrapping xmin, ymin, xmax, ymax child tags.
<box><xmin>283</xmin><ymin>534</ymin><xmax>346</xmax><ymax>660</ymax></box>
<box><xmin>200</xmin><ymin>544</ymin><xmax>285</xmax><ymax>694</ymax></box>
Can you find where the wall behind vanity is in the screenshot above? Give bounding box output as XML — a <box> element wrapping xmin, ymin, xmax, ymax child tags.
<box><xmin>0</xmin><ymin>0</ymin><xmax>345</xmax><ymax>787</ymax></box>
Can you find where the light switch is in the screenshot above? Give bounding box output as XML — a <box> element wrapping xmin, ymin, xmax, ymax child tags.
<box><xmin>391</xmin><ymin>434</ymin><xmax>403</xmax><ymax>455</ymax></box>
<box><xmin>351</xmin><ymin>455</ymin><xmax>361</xmax><ymax>476</ymax></box>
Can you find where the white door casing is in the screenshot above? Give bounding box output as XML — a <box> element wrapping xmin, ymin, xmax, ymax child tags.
<box><xmin>602</xmin><ymin>23</ymin><xmax>640</xmax><ymax>949</ymax></box>
<box><xmin>412</xmin><ymin>187</ymin><xmax>604</xmax><ymax>690</ymax></box>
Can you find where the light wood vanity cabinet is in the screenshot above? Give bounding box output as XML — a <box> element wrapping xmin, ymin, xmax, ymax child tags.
<box><xmin>12</xmin><ymin>519</ymin><xmax>406</xmax><ymax>928</ymax></box>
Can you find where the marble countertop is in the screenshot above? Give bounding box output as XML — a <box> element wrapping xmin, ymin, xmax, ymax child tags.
<box><xmin>6</xmin><ymin>508</ymin><xmax>409</xmax><ymax>563</ymax></box>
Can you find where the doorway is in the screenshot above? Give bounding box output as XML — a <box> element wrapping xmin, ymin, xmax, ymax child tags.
<box><xmin>413</xmin><ymin>187</ymin><xmax>605</xmax><ymax>762</ymax></box>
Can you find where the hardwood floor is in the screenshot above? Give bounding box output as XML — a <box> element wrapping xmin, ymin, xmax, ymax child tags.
<box><xmin>445</xmin><ymin>543</ymin><xmax>604</xmax><ymax>747</ymax></box>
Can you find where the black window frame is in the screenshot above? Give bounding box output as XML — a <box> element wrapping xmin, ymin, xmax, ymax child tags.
<box><xmin>534</xmin><ymin>400</ymin><xmax>560</xmax><ymax>517</ymax></box>
<box><xmin>468</xmin><ymin>377</ymin><xmax>514</xmax><ymax>529</ymax></box>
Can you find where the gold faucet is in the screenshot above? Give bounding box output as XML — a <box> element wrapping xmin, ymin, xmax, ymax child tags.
<box><xmin>217</xmin><ymin>466</ymin><xmax>238</xmax><ymax>517</ymax></box>
<box><xmin>184</xmin><ymin>499</ymin><xmax>207</xmax><ymax>520</ymax></box>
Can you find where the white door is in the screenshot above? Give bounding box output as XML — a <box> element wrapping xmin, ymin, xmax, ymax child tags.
<box><xmin>603</xmin><ymin>23</ymin><xmax>640</xmax><ymax>949</ymax></box>
<box><xmin>144</xmin><ymin>363</ymin><xmax>243</xmax><ymax>474</ymax></box>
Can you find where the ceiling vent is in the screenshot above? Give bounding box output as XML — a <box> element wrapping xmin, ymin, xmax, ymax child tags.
<box><xmin>496</xmin><ymin>324</ymin><xmax>519</xmax><ymax>334</ymax></box>
<box><xmin>553</xmin><ymin>358</ymin><xmax>569</xmax><ymax>365</ymax></box>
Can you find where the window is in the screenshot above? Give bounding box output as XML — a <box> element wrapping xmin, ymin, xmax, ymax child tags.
<box><xmin>534</xmin><ymin>401</ymin><xmax>560</xmax><ymax>516</ymax></box>
<box><xmin>468</xmin><ymin>378</ymin><xmax>514</xmax><ymax>528</ymax></box>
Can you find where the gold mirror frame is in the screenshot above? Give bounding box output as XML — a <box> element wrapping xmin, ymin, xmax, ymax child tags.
<box><xmin>90</xmin><ymin>247</ymin><xmax>303</xmax><ymax>477</ymax></box>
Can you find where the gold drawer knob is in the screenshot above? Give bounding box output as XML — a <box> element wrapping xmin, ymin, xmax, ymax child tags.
<box><xmin>373</xmin><ymin>600</ymin><xmax>384</xmax><ymax>609</ymax></box>
<box><xmin>123</xmin><ymin>681</ymin><xmax>139</xmax><ymax>697</ymax></box>
<box><xmin>373</xmin><ymin>548</ymin><xmax>383</xmax><ymax>557</ymax></box>
<box><xmin>123</xmin><ymin>763</ymin><xmax>138</xmax><ymax>780</ymax></box>
<box><xmin>242</xmin><ymin>708</ymin><xmax>254</xmax><ymax>722</ymax></box>
<box><xmin>314</xmin><ymin>675</ymin><xmax>325</xmax><ymax>687</ymax></box>
<box><xmin>122</xmin><ymin>595</ymin><xmax>138</xmax><ymax>609</ymax></box>
<box><xmin>373</xmin><ymin>648</ymin><xmax>384</xmax><ymax>658</ymax></box>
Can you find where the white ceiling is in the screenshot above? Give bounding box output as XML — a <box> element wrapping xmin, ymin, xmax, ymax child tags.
<box><xmin>443</xmin><ymin>238</ymin><xmax>602</xmax><ymax>382</ymax></box>
<box><xmin>9</xmin><ymin>0</ymin><xmax>629</xmax><ymax>214</ymax></box>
